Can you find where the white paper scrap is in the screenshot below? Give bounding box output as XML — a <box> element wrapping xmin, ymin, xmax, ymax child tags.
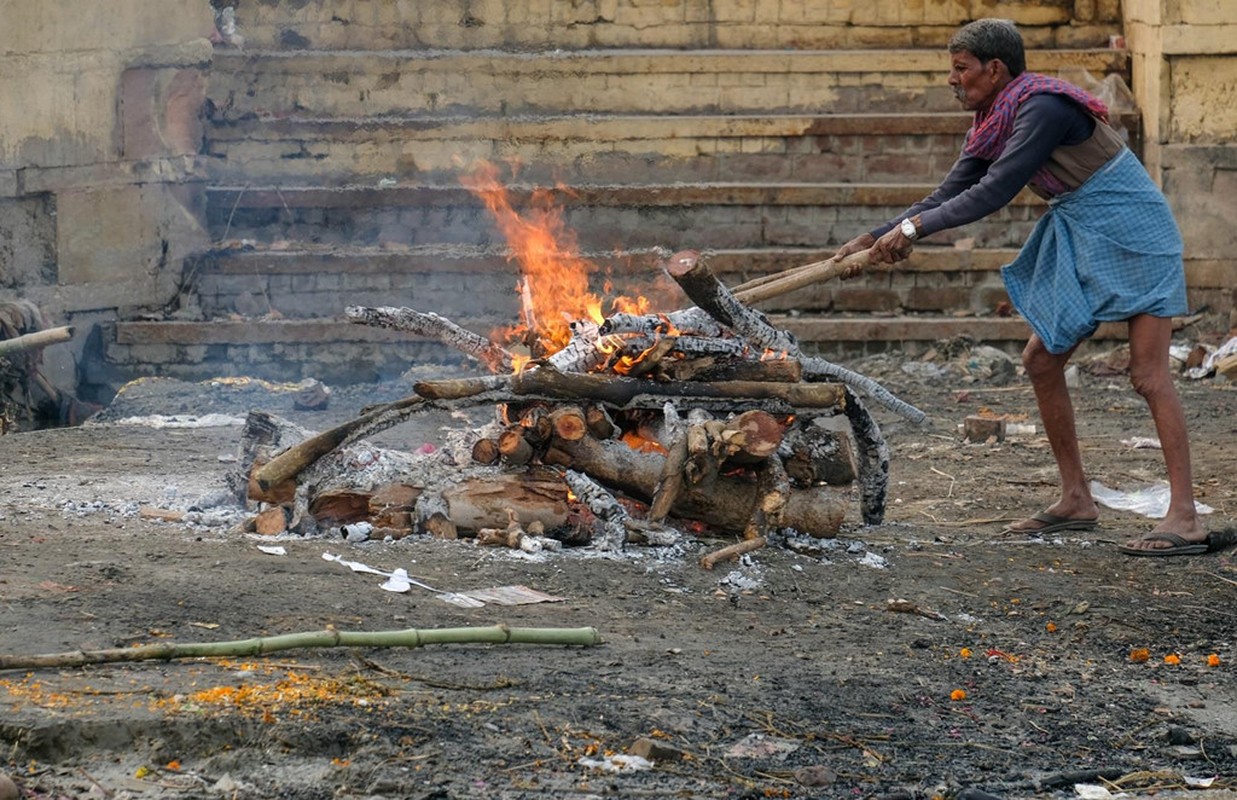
<box><xmin>257</xmin><ymin>545</ymin><xmax>287</xmax><ymax>556</ymax></box>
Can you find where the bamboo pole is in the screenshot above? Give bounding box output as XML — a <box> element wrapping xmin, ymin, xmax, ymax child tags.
<box><xmin>0</xmin><ymin>625</ymin><xmax>603</xmax><ymax>671</ymax></box>
<box><xmin>0</xmin><ymin>325</ymin><xmax>74</xmax><ymax>357</ymax></box>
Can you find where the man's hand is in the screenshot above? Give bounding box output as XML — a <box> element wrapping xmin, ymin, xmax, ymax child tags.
<box><xmin>868</xmin><ymin>226</ymin><xmax>915</xmax><ymax>265</ymax></box>
<box><xmin>833</xmin><ymin>233</ymin><xmax>877</xmax><ymax>279</ymax></box>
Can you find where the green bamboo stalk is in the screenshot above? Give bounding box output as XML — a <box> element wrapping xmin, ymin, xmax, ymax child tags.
<box><xmin>0</xmin><ymin>625</ymin><xmax>602</xmax><ymax>671</ymax></box>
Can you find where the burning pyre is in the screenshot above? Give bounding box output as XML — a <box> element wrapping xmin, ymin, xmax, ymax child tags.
<box><xmin>241</xmin><ymin>164</ymin><xmax>925</xmax><ymax>567</ymax></box>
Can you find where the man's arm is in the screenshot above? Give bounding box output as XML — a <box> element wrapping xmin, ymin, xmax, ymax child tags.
<box><xmin>916</xmin><ymin>94</ymin><xmax>1091</xmax><ymax>235</ymax></box>
<box><xmin>865</xmin><ymin>94</ymin><xmax>1093</xmax><ymax>265</ymax></box>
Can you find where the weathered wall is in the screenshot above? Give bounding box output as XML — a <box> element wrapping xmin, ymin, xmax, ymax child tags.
<box><xmin>0</xmin><ymin>0</ymin><xmax>213</xmax><ymax>389</ymax></box>
<box><xmin>237</xmin><ymin>0</ymin><xmax>1122</xmax><ymax>50</ymax></box>
<box><xmin>1123</xmin><ymin>0</ymin><xmax>1237</xmax><ymax>320</ymax></box>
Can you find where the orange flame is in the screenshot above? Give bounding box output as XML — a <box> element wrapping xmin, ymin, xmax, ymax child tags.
<box><xmin>461</xmin><ymin>161</ymin><xmax>657</xmax><ymax>368</ymax></box>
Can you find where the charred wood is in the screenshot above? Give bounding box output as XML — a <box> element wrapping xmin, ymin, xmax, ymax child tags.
<box><xmin>345</xmin><ymin>305</ymin><xmax>513</xmax><ymax>373</ymax></box>
<box><xmin>415</xmin><ymin>494</ymin><xmax>458</xmax><ymax>539</ymax></box>
<box><xmin>664</xmin><ymin>250</ymin><xmax>798</xmax><ymax>354</ymax></box>
<box><xmin>253</xmin><ymin>395</ymin><xmax>427</xmax><ymax>491</ymax></box>
<box><xmin>599</xmin><ymin>308</ymin><xmax>724</xmax><ymax>338</ymax></box>
<box><xmin>661</xmin><ymin>356</ymin><xmax>802</xmax><ymax>384</ymax></box>
<box><xmin>801</xmin><ymin>357</ymin><xmax>926</xmax><ymax>425</ymax></box>
<box><xmin>584</xmin><ymin>404</ymin><xmax>617</xmax><ymax>439</ymax></box>
<box><xmin>842</xmin><ymin>387</ymin><xmax>890</xmax><ymax>525</ymax></box>
<box><xmin>781</xmin><ymin>421</ymin><xmax>858</xmax><ymax>486</ymax></box>
<box><xmin>743</xmin><ymin>455</ymin><xmax>791</xmax><ymax>541</ymax></box>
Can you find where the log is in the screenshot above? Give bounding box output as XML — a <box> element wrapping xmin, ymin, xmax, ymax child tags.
<box><xmin>309</xmin><ymin>489</ymin><xmax>372</xmax><ymax>527</ymax></box>
<box><xmin>549</xmin><ymin>406</ymin><xmax>588</xmax><ymax>442</ymax></box>
<box><xmin>0</xmin><ymin>325</ymin><xmax>74</xmax><ymax>357</ymax></box>
<box><xmin>471</xmin><ymin>438</ymin><xmax>500</xmax><ymax>465</ymax></box>
<box><xmin>254</xmin><ymin>395</ymin><xmax>427</xmax><ymax>491</ymax></box>
<box><xmin>563</xmin><ymin>470</ymin><xmax>628</xmax><ymax>551</ymax></box>
<box><xmin>415</xmin><ymin>494</ymin><xmax>458</xmax><ymax>539</ymax></box>
<box><xmin>345</xmin><ymin>306</ymin><xmax>513</xmax><ymax>373</ymax></box>
<box><xmin>684</xmin><ymin>422</ymin><xmax>718</xmax><ymax>488</ymax></box>
<box><xmin>730</xmin><ymin>249</ymin><xmax>875</xmax><ymax>305</ymax></box>
<box><xmin>743</xmin><ymin>456</ymin><xmax>790</xmax><ymax>540</ymax></box>
<box><xmin>781</xmin><ymin>420</ymin><xmax>858</xmax><ymax>486</ymax></box>
<box><xmin>648</xmin><ymin>434</ymin><xmax>688</xmax><ymax>523</ymax></box>
<box><xmin>625</xmin><ymin>335</ymin><xmax>677</xmax><ymax>378</ymax></box>
<box><xmin>415</xmin><ymin>367</ymin><xmax>843</xmax><ymax>409</ymax></box>
<box><xmin>585</xmin><ymin>404</ymin><xmax>616</xmax><ymax>439</ymax></box>
<box><xmin>439</xmin><ymin>472</ymin><xmax>572</xmax><ymax>534</ymax></box>
<box><xmin>498</xmin><ymin>429</ymin><xmax>535</xmax><ymax>466</ymax></box>
<box><xmin>661</xmin><ymin>356</ymin><xmax>802</xmax><ymax>384</ymax></box>
<box><xmin>599</xmin><ymin>308</ymin><xmax>724</xmax><ymax>338</ymax></box>
<box><xmin>552</xmin><ymin>435</ymin><xmax>845</xmax><ymax>537</ymax></box>
<box><xmin>715</xmin><ymin>410</ymin><xmax>788</xmax><ymax>466</ymax></box>
<box><xmin>842</xmin><ymin>387</ymin><xmax>890</xmax><ymax>526</ymax></box>
<box><xmin>369</xmin><ymin>483</ymin><xmax>421</xmax><ymax>530</ymax></box>
<box><xmin>664</xmin><ymin>250</ymin><xmax>798</xmax><ymax>353</ymax></box>
<box><xmin>801</xmin><ymin>357</ymin><xmax>926</xmax><ymax>425</ymax></box>
<box><xmin>518</xmin><ymin>405</ymin><xmax>553</xmax><ymax>445</ymax></box>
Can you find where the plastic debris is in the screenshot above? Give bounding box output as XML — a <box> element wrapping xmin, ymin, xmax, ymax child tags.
<box><xmin>1090</xmin><ymin>480</ymin><xmax>1214</xmax><ymax>518</ymax></box>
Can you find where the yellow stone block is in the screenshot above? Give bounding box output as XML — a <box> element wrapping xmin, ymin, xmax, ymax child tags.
<box><xmin>0</xmin><ymin>52</ymin><xmax>117</xmax><ymax>166</ymax></box>
<box><xmin>1170</xmin><ymin>56</ymin><xmax>1237</xmax><ymax>142</ymax></box>
<box><xmin>0</xmin><ymin>0</ymin><xmax>210</xmax><ymax>54</ymax></box>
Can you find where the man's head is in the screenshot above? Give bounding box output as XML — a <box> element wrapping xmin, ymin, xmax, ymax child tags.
<box><xmin>947</xmin><ymin>19</ymin><xmax>1024</xmax><ymax>111</ymax></box>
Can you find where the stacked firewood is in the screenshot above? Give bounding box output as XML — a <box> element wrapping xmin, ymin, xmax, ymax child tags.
<box><xmin>240</xmin><ymin>248</ymin><xmax>925</xmax><ymax>567</ymax></box>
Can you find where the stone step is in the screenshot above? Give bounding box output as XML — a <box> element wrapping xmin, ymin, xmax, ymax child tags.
<box><xmin>96</xmin><ymin>313</ymin><xmax>1137</xmax><ymax>387</ymax></box>
<box><xmin>206</xmin><ymin>112</ymin><xmax>975</xmax><ymax>186</ymax></box>
<box><xmin>208</xmin><ymin>48</ymin><xmax>1129</xmax><ymax>118</ymax></box>
<box><xmin>231</xmin><ymin>0</ymin><xmax>1120</xmax><ymax>52</ymax></box>
<box><xmin>187</xmin><ymin>244</ymin><xmax>1021</xmax><ymax>321</ymax></box>
<box><xmin>204</xmin><ymin>182</ymin><xmax>1047</xmax><ymax>252</ymax></box>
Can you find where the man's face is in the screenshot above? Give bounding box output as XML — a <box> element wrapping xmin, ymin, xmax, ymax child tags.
<box><xmin>948</xmin><ymin>50</ymin><xmax>1004</xmax><ymax>111</ymax></box>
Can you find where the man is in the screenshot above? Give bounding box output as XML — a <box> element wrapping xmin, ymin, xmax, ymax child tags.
<box><xmin>832</xmin><ymin>18</ymin><xmax>1224</xmax><ymax>556</ymax></box>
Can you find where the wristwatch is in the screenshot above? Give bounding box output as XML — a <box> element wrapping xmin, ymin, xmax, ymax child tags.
<box><xmin>899</xmin><ymin>217</ymin><xmax>920</xmax><ymax>241</ymax></box>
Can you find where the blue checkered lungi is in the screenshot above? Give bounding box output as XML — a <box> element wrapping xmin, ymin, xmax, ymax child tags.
<box><xmin>1001</xmin><ymin>147</ymin><xmax>1188</xmax><ymax>354</ymax></box>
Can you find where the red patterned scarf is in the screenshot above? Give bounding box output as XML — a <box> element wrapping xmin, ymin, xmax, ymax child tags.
<box><xmin>965</xmin><ymin>72</ymin><xmax>1110</xmax><ymax>195</ymax></box>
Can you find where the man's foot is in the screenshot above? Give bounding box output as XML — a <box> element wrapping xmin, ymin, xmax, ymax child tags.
<box><xmin>1120</xmin><ymin>529</ymin><xmax>1236</xmax><ymax>557</ymax></box>
<box><xmin>1003</xmin><ymin>511</ymin><xmax>1099</xmax><ymax>535</ymax></box>
<box><xmin>1121</xmin><ymin>516</ymin><xmax>1208</xmax><ymax>555</ymax></box>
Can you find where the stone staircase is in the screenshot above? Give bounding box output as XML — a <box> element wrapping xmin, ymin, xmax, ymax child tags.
<box><xmin>94</xmin><ymin>2</ymin><xmax>1131</xmax><ymax>387</ymax></box>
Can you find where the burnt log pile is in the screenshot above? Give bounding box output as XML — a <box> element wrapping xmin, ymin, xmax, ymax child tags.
<box><xmin>237</xmin><ymin>249</ymin><xmax>924</xmax><ymax>567</ymax></box>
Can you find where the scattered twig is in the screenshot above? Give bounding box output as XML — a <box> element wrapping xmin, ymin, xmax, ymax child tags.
<box><xmin>929</xmin><ymin>466</ymin><xmax>956</xmax><ymax>498</ymax></box>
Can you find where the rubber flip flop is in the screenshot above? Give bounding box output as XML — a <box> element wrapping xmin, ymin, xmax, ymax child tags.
<box><xmin>1119</xmin><ymin>532</ymin><xmax>1208</xmax><ymax>557</ymax></box>
<box><xmin>1002</xmin><ymin>512</ymin><xmax>1099</xmax><ymax>535</ymax></box>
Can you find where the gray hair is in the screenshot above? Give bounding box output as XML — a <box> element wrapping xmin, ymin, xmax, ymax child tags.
<box><xmin>948</xmin><ymin>19</ymin><xmax>1026</xmax><ymax>77</ymax></box>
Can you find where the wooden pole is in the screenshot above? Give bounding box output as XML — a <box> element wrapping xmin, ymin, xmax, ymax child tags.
<box><xmin>730</xmin><ymin>249</ymin><xmax>877</xmax><ymax>304</ymax></box>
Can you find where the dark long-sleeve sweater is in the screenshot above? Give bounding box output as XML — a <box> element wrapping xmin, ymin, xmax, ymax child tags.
<box><xmin>871</xmin><ymin>93</ymin><xmax>1097</xmax><ymax>239</ymax></box>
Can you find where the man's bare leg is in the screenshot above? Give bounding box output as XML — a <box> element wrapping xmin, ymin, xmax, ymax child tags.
<box><xmin>1005</xmin><ymin>334</ymin><xmax>1099</xmax><ymax>532</ymax></box>
<box><xmin>1121</xmin><ymin>314</ymin><xmax>1204</xmax><ymax>550</ymax></box>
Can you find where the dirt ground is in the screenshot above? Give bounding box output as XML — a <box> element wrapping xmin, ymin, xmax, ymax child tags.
<box><xmin>1</xmin><ymin>346</ymin><xmax>1235</xmax><ymax>800</ymax></box>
